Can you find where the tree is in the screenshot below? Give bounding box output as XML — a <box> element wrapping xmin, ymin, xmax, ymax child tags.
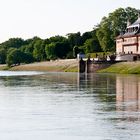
<box><xmin>45</xmin><ymin>43</ymin><xmax>57</xmax><ymax>60</ymax></box>
<box><xmin>48</xmin><ymin>35</ymin><xmax>67</xmax><ymax>43</ymax></box>
<box><xmin>55</xmin><ymin>41</ymin><xmax>70</xmax><ymax>59</ymax></box>
<box><xmin>22</xmin><ymin>53</ymin><xmax>34</xmax><ymax>64</ymax></box>
<box><xmin>1</xmin><ymin>38</ymin><xmax>25</xmax><ymax>50</ymax></box>
<box><xmin>33</xmin><ymin>39</ymin><xmax>46</xmax><ymax>61</ymax></box>
<box><xmin>67</xmin><ymin>32</ymin><xmax>82</xmax><ymax>47</ymax></box>
<box><xmin>96</xmin><ymin>18</ymin><xmax>114</xmax><ymax>51</ymax></box>
<box><xmin>83</xmin><ymin>38</ymin><xmax>101</xmax><ymax>53</ymax></box>
<box><xmin>24</xmin><ymin>44</ymin><xmax>34</xmax><ymax>55</ymax></box>
<box><xmin>6</xmin><ymin>48</ymin><xmax>23</xmax><ymax>66</ymax></box>
<box><xmin>45</xmin><ymin>36</ymin><xmax>71</xmax><ymax>60</ymax></box>
<box><xmin>81</xmin><ymin>31</ymin><xmax>93</xmax><ymax>44</ymax></box>
<box><xmin>0</xmin><ymin>48</ymin><xmax>6</xmax><ymax>64</ymax></box>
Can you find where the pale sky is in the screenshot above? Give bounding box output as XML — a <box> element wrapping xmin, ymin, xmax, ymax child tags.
<box><xmin>0</xmin><ymin>0</ymin><xmax>140</xmax><ymax>42</ymax></box>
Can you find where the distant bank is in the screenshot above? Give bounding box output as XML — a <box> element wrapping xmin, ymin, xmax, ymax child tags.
<box><xmin>6</xmin><ymin>59</ymin><xmax>79</xmax><ymax>72</ymax></box>
<box><xmin>1</xmin><ymin>60</ymin><xmax>140</xmax><ymax>74</ymax></box>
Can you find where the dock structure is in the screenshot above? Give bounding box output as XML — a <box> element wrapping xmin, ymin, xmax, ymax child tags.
<box><xmin>79</xmin><ymin>57</ymin><xmax>115</xmax><ymax>73</ymax></box>
<box><xmin>79</xmin><ymin>58</ymin><xmax>86</xmax><ymax>73</ymax></box>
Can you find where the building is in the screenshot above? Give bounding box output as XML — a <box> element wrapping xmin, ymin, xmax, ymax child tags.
<box><xmin>116</xmin><ymin>14</ymin><xmax>140</xmax><ymax>61</ymax></box>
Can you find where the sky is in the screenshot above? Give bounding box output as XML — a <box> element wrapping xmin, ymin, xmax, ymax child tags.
<box><xmin>0</xmin><ymin>0</ymin><xmax>140</xmax><ymax>43</ymax></box>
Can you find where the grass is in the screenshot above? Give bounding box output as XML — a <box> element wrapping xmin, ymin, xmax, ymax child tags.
<box><xmin>98</xmin><ymin>61</ymin><xmax>140</xmax><ymax>74</ymax></box>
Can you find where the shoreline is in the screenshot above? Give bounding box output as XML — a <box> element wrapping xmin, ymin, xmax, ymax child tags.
<box><xmin>7</xmin><ymin>59</ymin><xmax>79</xmax><ymax>72</ymax></box>
<box><xmin>1</xmin><ymin>60</ymin><xmax>140</xmax><ymax>74</ymax></box>
<box><xmin>98</xmin><ymin>61</ymin><xmax>140</xmax><ymax>74</ymax></box>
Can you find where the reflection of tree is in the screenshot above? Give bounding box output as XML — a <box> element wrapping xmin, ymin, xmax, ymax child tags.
<box><xmin>1</xmin><ymin>76</ymin><xmax>28</xmax><ymax>87</ymax></box>
<box><xmin>91</xmin><ymin>74</ymin><xmax>116</xmax><ymax>103</ymax></box>
<box><xmin>78</xmin><ymin>73</ymin><xmax>116</xmax><ymax>110</ymax></box>
<box><xmin>1</xmin><ymin>73</ymin><xmax>78</xmax><ymax>91</ymax></box>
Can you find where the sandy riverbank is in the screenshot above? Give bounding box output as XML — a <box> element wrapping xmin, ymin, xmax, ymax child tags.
<box><xmin>8</xmin><ymin>59</ymin><xmax>79</xmax><ymax>72</ymax></box>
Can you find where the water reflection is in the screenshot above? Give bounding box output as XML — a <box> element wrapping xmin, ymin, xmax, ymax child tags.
<box><xmin>115</xmin><ymin>75</ymin><xmax>140</xmax><ymax>124</ymax></box>
<box><xmin>78</xmin><ymin>73</ymin><xmax>140</xmax><ymax>123</ymax></box>
<box><xmin>78</xmin><ymin>73</ymin><xmax>116</xmax><ymax>102</ymax></box>
<box><xmin>116</xmin><ymin>75</ymin><xmax>139</xmax><ymax>100</ymax></box>
<box><xmin>0</xmin><ymin>72</ymin><xmax>78</xmax><ymax>87</ymax></box>
<box><xmin>0</xmin><ymin>72</ymin><xmax>140</xmax><ymax>139</ymax></box>
<box><xmin>78</xmin><ymin>73</ymin><xmax>140</xmax><ymax>112</ymax></box>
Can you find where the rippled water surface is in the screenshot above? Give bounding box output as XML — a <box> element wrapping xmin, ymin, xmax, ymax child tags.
<box><xmin>0</xmin><ymin>71</ymin><xmax>140</xmax><ymax>140</ymax></box>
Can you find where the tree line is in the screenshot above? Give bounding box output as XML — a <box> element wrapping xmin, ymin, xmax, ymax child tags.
<box><xmin>0</xmin><ymin>7</ymin><xmax>139</xmax><ymax>66</ymax></box>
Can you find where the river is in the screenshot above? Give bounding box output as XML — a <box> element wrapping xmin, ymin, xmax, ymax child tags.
<box><xmin>0</xmin><ymin>71</ymin><xmax>140</xmax><ymax>140</ymax></box>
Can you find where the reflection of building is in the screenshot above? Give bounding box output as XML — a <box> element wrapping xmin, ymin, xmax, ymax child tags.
<box><xmin>116</xmin><ymin>76</ymin><xmax>139</xmax><ymax>102</ymax></box>
<box><xmin>116</xmin><ymin>13</ymin><xmax>140</xmax><ymax>61</ymax></box>
<box><xmin>116</xmin><ymin>76</ymin><xmax>140</xmax><ymax>112</ymax></box>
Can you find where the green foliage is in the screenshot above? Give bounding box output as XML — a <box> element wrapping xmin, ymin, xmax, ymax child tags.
<box><xmin>81</xmin><ymin>31</ymin><xmax>93</xmax><ymax>44</ymax></box>
<box><xmin>1</xmin><ymin>38</ymin><xmax>25</xmax><ymax>50</ymax></box>
<box><xmin>6</xmin><ymin>48</ymin><xmax>34</xmax><ymax>67</ymax></box>
<box><xmin>45</xmin><ymin>43</ymin><xmax>57</xmax><ymax>60</ymax></box>
<box><xmin>73</xmin><ymin>29</ymin><xmax>102</xmax><ymax>54</ymax></box>
<box><xmin>67</xmin><ymin>32</ymin><xmax>82</xmax><ymax>47</ymax></box>
<box><xmin>22</xmin><ymin>53</ymin><xmax>34</xmax><ymax>64</ymax></box>
<box><xmin>23</xmin><ymin>44</ymin><xmax>34</xmax><ymax>55</ymax></box>
<box><xmin>55</xmin><ymin>41</ymin><xmax>70</xmax><ymax>58</ymax></box>
<box><xmin>45</xmin><ymin>36</ymin><xmax>71</xmax><ymax>60</ymax></box>
<box><xmin>6</xmin><ymin>48</ymin><xmax>23</xmax><ymax>67</ymax></box>
<box><xmin>48</xmin><ymin>35</ymin><xmax>67</xmax><ymax>43</ymax></box>
<box><xmin>0</xmin><ymin>48</ymin><xmax>6</xmax><ymax>64</ymax></box>
<box><xmin>96</xmin><ymin>17</ymin><xmax>114</xmax><ymax>51</ymax></box>
<box><xmin>83</xmin><ymin>38</ymin><xmax>101</xmax><ymax>53</ymax></box>
<box><xmin>33</xmin><ymin>39</ymin><xmax>46</xmax><ymax>61</ymax></box>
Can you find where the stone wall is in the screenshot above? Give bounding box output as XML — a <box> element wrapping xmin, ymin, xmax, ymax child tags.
<box><xmin>79</xmin><ymin>58</ymin><xmax>113</xmax><ymax>73</ymax></box>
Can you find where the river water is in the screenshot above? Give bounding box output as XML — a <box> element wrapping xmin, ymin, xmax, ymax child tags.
<box><xmin>0</xmin><ymin>71</ymin><xmax>140</xmax><ymax>140</ymax></box>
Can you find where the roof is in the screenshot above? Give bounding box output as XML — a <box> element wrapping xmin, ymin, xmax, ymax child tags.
<box><xmin>123</xmin><ymin>32</ymin><xmax>136</xmax><ymax>37</ymax></box>
<box><xmin>122</xmin><ymin>17</ymin><xmax>140</xmax><ymax>37</ymax></box>
<box><xmin>116</xmin><ymin>16</ymin><xmax>140</xmax><ymax>39</ymax></box>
